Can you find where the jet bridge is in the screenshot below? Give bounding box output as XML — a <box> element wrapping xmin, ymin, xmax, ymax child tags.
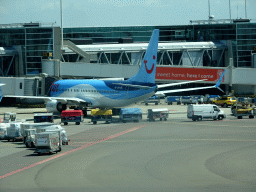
<box><xmin>0</xmin><ymin>47</ymin><xmax>19</xmax><ymax>76</ymax></box>
<box><xmin>61</xmin><ymin>41</ymin><xmax>227</xmax><ymax>68</ymax></box>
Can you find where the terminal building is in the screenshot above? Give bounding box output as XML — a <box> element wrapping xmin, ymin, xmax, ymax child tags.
<box><xmin>0</xmin><ymin>18</ymin><xmax>256</xmax><ymax>102</ymax></box>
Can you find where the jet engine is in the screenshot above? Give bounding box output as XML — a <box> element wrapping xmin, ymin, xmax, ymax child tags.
<box><xmin>46</xmin><ymin>100</ymin><xmax>67</xmax><ymax>113</ymax></box>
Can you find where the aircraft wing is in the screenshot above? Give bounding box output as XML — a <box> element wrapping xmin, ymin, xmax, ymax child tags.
<box><xmin>4</xmin><ymin>95</ymin><xmax>88</xmax><ymax>105</ymax></box>
<box><xmin>157</xmin><ymin>79</ymin><xmax>207</xmax><ymax>89</ymax></box>
<box><xmin>112</xmin><ymin>83</ymin><xmax>152</xmax><ymax>90</ymax></box>
<box><xmin>155</xmin><ymin>70</ymin><xmax>226</xmax><ymax>96</ymax></box>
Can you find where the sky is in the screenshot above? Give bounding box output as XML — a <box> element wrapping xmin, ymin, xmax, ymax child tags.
<box><xmin>0</xmin><ymin>0</ymin><xmax>255</xmax><ymax>27</ymax></box>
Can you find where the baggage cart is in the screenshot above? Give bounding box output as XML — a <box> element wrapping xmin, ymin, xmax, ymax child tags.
<box><xmin>234</xmin><ymin>108</ymin><xmax>255</xmax><ymax>119</ymax></box>
<box><xmin>119</xmin><ymin>108</ymin><xmax>142</xmax><ymax>123</ymax></box>
<box><xmin>34</xmin><ymin>113</ymin><xmax>54</xmax><ymax>123</ymax></box>
<box><xmin>147</xmin><ymin>108</ymin><xmax>169</xmax><ymax>122</ymax></box>
<box><xmin>165</xmin><ymin>96</ymin><xmax>181</xmax><ymax>105</ymax></box>
<box><xmin>35</xmin><ymin>131</ymin><xmax>62</xmax><ymax>155</ymax></box>
<box><xmin>36</xmin><ymin>125</ymin><xmax>69</xmax><ymax>145</ymax></box>
<box><xmin>181</xmin><ymin>96</ymin><xmax>193</xmax><ymax>105</ymax></box>
<box><xmin>6</xmin><ymin>123</ymin><xmax>23</xmax><ymax>142</ymax></box>
<box><xmin>61</xmin><ymin>110</ymin><xmax>84</xmax><ymax>125</ymax></box>
<box><xmin>2</xmin><ymin>112</ymin><xmax>16</xmax><ymax>123</ymax></box>
<box><xmin>91</xmin><ymin>109</ymin><xmax>112</xmax><ymax>124</ymax></box>
<box><xmin>0</xmin><ymin>123</ymin><xmax>9</xmax><ymax>140</ymax></box>
<box><xmin>20</xmin><ymin>122</ymin><xmax>55</xmax><ymax>143</ymax></box>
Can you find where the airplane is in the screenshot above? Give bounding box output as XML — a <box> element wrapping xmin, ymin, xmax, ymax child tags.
<box><xmin>0</xmin><ymin>29</ymin><xmax>226</xmax><ymax>116</ymax></box>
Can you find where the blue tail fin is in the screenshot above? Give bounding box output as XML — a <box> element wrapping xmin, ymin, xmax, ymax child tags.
<box><xmin>128</xmin><ymin>29</ymin><xmax>159</xmax><ymax>84</ymax></box>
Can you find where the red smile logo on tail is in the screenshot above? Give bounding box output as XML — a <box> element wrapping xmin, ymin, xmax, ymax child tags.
<box><xmin>144</xmin><ymin>55</ymin><xmax>156</xmax><ymax>74</ymax></box>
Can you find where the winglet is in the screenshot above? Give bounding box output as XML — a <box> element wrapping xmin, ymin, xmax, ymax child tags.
<box><xmin>0</xmin><ymin>82</ymin><xmax>5</xmax><ymax>102</ymax></box>
<box><xmin>214</xmin><ymin>70</ymin><xmax>226</xmax><ymax>93</ymax></box>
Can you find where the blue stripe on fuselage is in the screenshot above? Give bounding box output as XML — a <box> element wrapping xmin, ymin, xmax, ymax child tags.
<box><xmin>50</xmin><ymin>80</ymin><xmax>156</xmax><ymax>100</ymax></box>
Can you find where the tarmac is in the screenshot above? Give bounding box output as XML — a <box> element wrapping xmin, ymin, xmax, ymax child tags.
<box><xmin>0</xmin><ymin>101</ymin><xmax>256</xmax><ymax>192</ymax></box>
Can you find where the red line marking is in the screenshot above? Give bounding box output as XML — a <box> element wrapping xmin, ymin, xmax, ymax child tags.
<box><xmin>0</xmin><ymin>125</ymin><xmax>146</xmax><ymax>180</ymax></box>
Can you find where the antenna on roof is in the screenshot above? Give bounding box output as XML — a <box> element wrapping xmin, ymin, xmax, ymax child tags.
<box><xmin>229</xmin><ymin>0</ymin><xmax>231</xmax><ymax>20</ymax></box>
<box><xmin>245</xmin><ymin>0</ymin><xmax>247</xmax><ymax>19</ymax></box>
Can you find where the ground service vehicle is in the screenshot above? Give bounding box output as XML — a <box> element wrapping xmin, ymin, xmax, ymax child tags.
<box><xmin>34</xmin><ymin>113</ymin><xmax>54</xmax><ymax>123</ymax></box>
<box><xmin>212</xmin><ymin>96</ymin><xmax>236</xmax><ymax>108</ymax></box>
<box><xmin>35</xmin><ymin>131</ymin><xmax>62</xmax><ymax>155</ymax></box>
<box><xmin>187</xmin><ymin>104</ymin><xmax>226</xmax><ymax>121</ymax></box>
<box><xmin>165</xmin><ymin>96</ymin><xmax>181</xmax><ymax>105</ymax></box>
<box><xmin>24</xmin><ymin>129</ymin><xmax>36</xmax><ymax>148</ymax></box>
<box><xmin>181</xmin><ymin>96</ymin><xmax>193</xmax><ymax>105</ymax></box>
<box><xmin>142</xmin><ymin>96</ymin><xmax>160</xmax><ymax>105</ymax></box>
<box><xmin>61</xmin><ymin>110</ymin><xmax>83</xmax><ymax>125</ymax></box>
<box><xmin>119</xmin><ymin>108</ymin><xmax>142</xmax><ymax>123</ymax></box>
<box><xmin>147</xmin><ymin>108</ymin><xmax>169</xmax><ymax>122</ymax></box>
<box><xmin>91</xmin><ymin>109</ymin><xmax>112</xmax><ymax>124</ymax></box>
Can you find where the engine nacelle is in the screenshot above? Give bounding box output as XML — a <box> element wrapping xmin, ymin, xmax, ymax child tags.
<box><xmin>46</xmin><ymin>100</ymin><xmax>67</xmax><ymax>113</ymax></box>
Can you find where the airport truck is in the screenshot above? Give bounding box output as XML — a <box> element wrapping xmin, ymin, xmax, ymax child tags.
<box><xmin>24</xmin><ymin>129</ymin><xmax>36</xmax><ymax>148</ymax></box>
<box><xmin>187</xmin><ymin>104</ymin><xmax>226</xmax><ymax>121</ymax></box>
<box><xmin>165</xmin><ymin>96</ymin><xmax>181</xmax><ymax>105</ymax></box>
<box><xmin>212</xmin><ymin>96</ymin><xmax>236</xmax><ymax>108</ymax></box>
<box><xmin>35</xmin><ymin>131</ymin><xmax>62</xmax><ymax>155</ymax></box>
<box><xmin>142</xmin><ymin>96</ymin><xmax>160</xmax><ymax>105</ymax></box>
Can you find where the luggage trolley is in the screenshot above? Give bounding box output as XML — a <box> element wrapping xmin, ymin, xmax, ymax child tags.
<box><xmin>119</xmin><ymin>108</ymin><xmax>142</xmax><ymax>123</ymax></box>
<box><xmin>61</xmin><ymin>110</ymin><xmax>84</xmax><ymax>125</ymax></box>
<box><xmin>91</xmin><ymin>109</ymin><xmax>112</xmax><ymax>124</ymax></box>
<box><xmin>147</xmin><ymin>108</ymin><xmax>169</xmax><ymax>122</ymax></box>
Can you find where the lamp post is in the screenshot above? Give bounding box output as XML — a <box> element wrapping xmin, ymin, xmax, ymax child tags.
<box><xmin>60</xmin><ymin>0</ymin><xmax>63</xmax><ymax>50</ymax></box>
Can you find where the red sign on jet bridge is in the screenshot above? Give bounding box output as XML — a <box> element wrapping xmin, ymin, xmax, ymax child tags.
<box><xmin>156</xmin><ymin>67</ymin><xmax>225</xmax><ymax>82</ymax></box>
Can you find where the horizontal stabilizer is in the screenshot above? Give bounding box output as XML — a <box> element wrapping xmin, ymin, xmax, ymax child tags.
<box><xmin>157</xmin><ymin>79</ymin><xmax>207</xmax><ymax>89</ymax></box>
<box><xmin>4</xmin><ymin>95</ymin><xmax>88</xmax><ymax>105</ymax></box>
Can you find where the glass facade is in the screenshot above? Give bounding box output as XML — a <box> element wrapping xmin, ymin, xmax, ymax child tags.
<box><xmin>63</xmin><ymin>22</ymin><xmax>256</xmax><ymax>67</ymax></box>
<box><xmin>0</xmin><ymin>21</ymin><xmax>256</xmax><ymax>76</ymax></box>
<box><xmin>0</xmin><ymin>24</ymin><xmax>54</xmax><ymax>75</ymax></box>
